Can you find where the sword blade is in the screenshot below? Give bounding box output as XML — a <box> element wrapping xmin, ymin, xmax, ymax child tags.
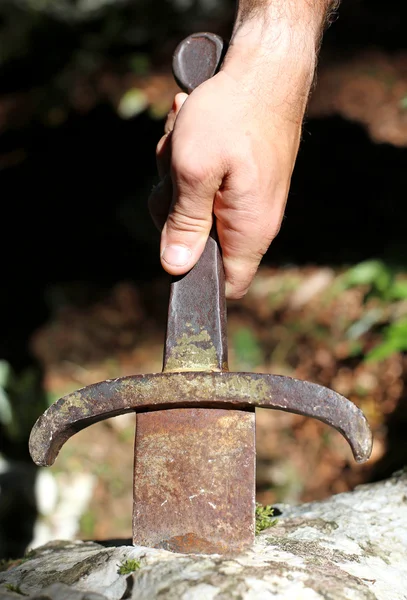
<box><xmin>132</xmin><ymin>236</ymin><xmax>256</xmax><ymax>553</ymax></box>
<box><xmin>133</xmin><ymin>408</ymin><xmax>255</xmax><ymax>553</ymax></box>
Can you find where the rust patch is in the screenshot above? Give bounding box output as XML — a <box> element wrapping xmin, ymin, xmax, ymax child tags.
<box><xmin>133</xmin><ymin>408</ymin><xmax>256</xmax><ymax>554</ymax></box>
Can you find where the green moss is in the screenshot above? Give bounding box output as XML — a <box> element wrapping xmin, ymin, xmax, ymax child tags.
<box><xmin>255</xmin><ymin>502</ymin><xmax>278</xmax><ymax>534</ymax></box>
<box><xmin>5</xmin><ymin>583</ymin><xmax>27</xmax><ymax>595</ymax></box>
<box><xmin>117</xmin><ymin>558</ymin><xmax>141</xmax><ymax>575</ymax></box>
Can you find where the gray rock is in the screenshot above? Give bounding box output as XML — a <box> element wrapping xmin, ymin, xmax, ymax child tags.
<box><xmin>1</xmin><ymin>471</ymin><xmax>406</xmax><ymax>600</ymax></box>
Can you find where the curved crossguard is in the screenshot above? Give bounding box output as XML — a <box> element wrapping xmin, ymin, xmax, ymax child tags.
<box><xmin>31</xmin><ymin>370</ymin><xmax>371</xmax><ymax>467</ymax></box>
<box><xmin>29</xmin><ymin>33</ymin><xmax>372</xmax><ymax>555</ymax></box>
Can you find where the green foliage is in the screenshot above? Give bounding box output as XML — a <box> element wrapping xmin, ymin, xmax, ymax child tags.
<box><xmin>366</xmin><ymin>318</ymin><xmax>407</xmax><ymax>362</ymax></box>
<box><xmin>233</xmin><ymin>327</ymin><xmax>263</xmax><ymax>369</ymax></box>
<box><xmin>117</xmin><ymin>88</ymin><xmax>149</xmax><ymax>119</ymax></box>
<box><xmin>117</xmin><ymin>558</ymin><xmax>141</xmax><ymax>575</ymax></box>
<box><xmin>342</xmin><ymin>260</ymin><xmax>407</xmax><ymax>362</ymax></box>
<box><xmin>255</xmin><ymin>503</ymin><xmax>278</xmax><ymax>534</ymax></box>
<box><xmin>0</xmin><ymin>362</ymin><xmax>13</xmax><ymax>428</ymax></box>
<box><xmin>342</xmin><ymin>260</ymin><xmax>393</xmax><ymax>300</ymax></box>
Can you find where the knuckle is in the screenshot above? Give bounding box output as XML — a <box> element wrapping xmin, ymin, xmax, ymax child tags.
<box><xmin>227</xmin><ymin>284</ymin><xmax>249</xmax><ymax>300</ymax></box>
<box><xmin>174</xmin><ymin>158</ymin><xmax>211</xmax><ymax>188</ymax></box>
<box><xmin>167</xmin><ymin>206</ymin><xmax>211</xmax><ymax>235</ymax></box>
<box><xmin>223</xmin><ymin>256</ymin><xmax>258</xmax><ymax>300</ymax></box>
<box><xmin>171</xmin><ymin>141</ymin><xmax>220</xmax><ymax>189</ymax></box>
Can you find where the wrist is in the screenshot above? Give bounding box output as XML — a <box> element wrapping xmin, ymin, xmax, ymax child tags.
<box><xmin>222</xmin><ymin>0</ymin><xmax>335</xmax><ymax>84</ymax></box>
<box><xmin>225</xmin><ymin>20</ymin><xmax>316</xmax><ymax>73</ymax></box>
<box><xmin>221</xmin><ymin>20</ymin><xmax>317</xmax><ymax>108</ymax></box>
<box><xmin>232</xmin><ymin>0</ymin><xmax>335</xmax><ymax>40</ymax></box>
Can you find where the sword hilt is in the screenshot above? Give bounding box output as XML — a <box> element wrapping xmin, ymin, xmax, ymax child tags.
<box><xmin>163</xmin><ymin>34</ymin><xmax>230</xmax><ymax>374</ymax></box>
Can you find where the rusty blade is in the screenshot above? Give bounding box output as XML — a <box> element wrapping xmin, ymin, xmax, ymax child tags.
<box><xmin>163</xmin><ymin>235</ymin><xmax>228</xmax><ymax>372</ymax></box>
<box><xmin>133</xmin><ymin>408</ymin><xmax>255</xmax><ymax>554</ymax></box>
<box><xmin>29</xmin><ymin>370</ymin><xmax>373</xmax><ymax>467</ymax></box>
<box><xmin>141</xmin><ymin>35</ymin><xmax>252</xmax><ymax>554</ymax></box>
<box><xmin>133</xmin><ymin>234</ymin><xmax>256</xmax><ymax>553</ymax></box>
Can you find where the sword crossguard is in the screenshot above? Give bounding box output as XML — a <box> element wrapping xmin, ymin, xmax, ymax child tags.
<box><xmin>29</xmin><ymin>371</ymin><xmax>372</xmax><ymax>468</ymax></box>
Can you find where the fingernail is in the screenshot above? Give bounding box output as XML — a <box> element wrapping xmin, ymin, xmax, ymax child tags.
<box><xmin>161</xmin><ymin>245</ymin><xmax>192</xmax><ymax>267</ymax></box>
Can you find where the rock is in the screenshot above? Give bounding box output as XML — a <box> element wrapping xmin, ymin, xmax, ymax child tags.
<box><xmin>31</xmin><ymin>471</ymin><xmax>96</xmax><ymax>549</ymax></box>
<box><xmin>1</xmin><ymin>471</ymin><xmax>407</xmax><ymax>599</ymax></box>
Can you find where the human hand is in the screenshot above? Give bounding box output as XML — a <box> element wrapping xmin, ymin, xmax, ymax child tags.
<box><xmin>149</xmin><ymin>25</ymin><xmax>318</xmax><ymax>298</ymax></box>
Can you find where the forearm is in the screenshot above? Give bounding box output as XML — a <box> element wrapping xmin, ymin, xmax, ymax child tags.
<box><xmin>221</xmin><ymin>0</ymin><xmax>339</xmax><ymax>125</ymax></box>
<box><xmin>233</xmin><ymin>0</ymin><xmax>339</xmax><ymax>42</ymax></box>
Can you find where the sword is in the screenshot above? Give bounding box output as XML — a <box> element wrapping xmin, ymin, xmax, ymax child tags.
<box><xmin>29</xmin><ymin>32</ymin><xmax>372</xmax><ymax>555</ymax></box>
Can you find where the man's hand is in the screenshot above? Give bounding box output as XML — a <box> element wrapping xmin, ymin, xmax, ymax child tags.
<box><xmin>149</xmin><ymin>1</ymin><xmax>335</xmax><ymax>298</ymax></box>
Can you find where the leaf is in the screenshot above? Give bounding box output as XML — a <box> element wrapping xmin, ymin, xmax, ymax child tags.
<box><xmin>0</xmin><ymin>387</ymin><xmax>12</xmax><ymax>426</ymax></box>
<box><xmin>0</xmin><ymin>361</ymin><xmax>12</xmax><ymax>427</ymax></box>
<box><xmin>387</xmin><ymin>318</ymin><xmax>407</xmax><ymax>340</ymax></box>
<box><xmin>366</xmin><ymin>339</ymin><xmax>405</xmax><ymax>362</ymax></box>
<box><xmin>0</xmin><ymin>360</ymin><xmax>10</xmax><ymax>388</ymax></box>
<box><xmin>366</xmin><ymin>318</ymin><xmax>407</xmax><ymax>361</ymax></box>
<box><xmin>389</xmin><ymin>280</ymin><xmax>407</xmax><ymax>300</ymax></box>
<box><xmin>343</xmin><ymin>260</ymin><xmax>392</xmax><ymax>296</ymax></box>
<box><xmin>117</xmin><ymin>89</ymin><xmax>148</xmax><ymax>119</ymax></box>
<box><xmin>232</xmin><ymin>327</ymin><xmax>263</xmax><ymax>369</ymax></box>
<box><xmin>255</xmin><ymin>503</ymin><xmax>278</xmax><ymax>534</ymax></box>
<box><xmin>117</xmin><ymin>559</ymin><xmax>140</xmax><ymax>575</ymax></box>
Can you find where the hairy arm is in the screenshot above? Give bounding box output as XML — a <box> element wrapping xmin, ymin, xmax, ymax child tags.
<box><xmin>234</xmin><ymin>0</ymin><xmax>338</xmax><ymax>37</ymax></box>
<box><xmin>149</xmin><ymin>0</ymin><xmax>339</xmax><ymax>298</ymax></box>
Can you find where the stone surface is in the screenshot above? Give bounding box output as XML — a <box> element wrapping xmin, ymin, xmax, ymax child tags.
<box><xmin>1</xmin><ymin>471</ymin><xmax>407</xmax><ymax>599</ymax></box>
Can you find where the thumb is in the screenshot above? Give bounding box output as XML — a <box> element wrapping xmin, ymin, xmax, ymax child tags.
<box><xmin>160</xmin><ymin>160</ymin><xmax>217</xmax><ymax>275</ymax></box>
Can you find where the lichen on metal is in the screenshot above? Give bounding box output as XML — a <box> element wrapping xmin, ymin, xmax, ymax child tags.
<box><xmin>163</xmin><ymin>325</ymin><xmax>219</xmax><ymax>372</ymax></box>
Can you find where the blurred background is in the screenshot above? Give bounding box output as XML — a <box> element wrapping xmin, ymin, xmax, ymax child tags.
<box><xmin>0</xmin><ymin>0</ymin><xmax>407</xmax><ymax>560</ymax></box>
